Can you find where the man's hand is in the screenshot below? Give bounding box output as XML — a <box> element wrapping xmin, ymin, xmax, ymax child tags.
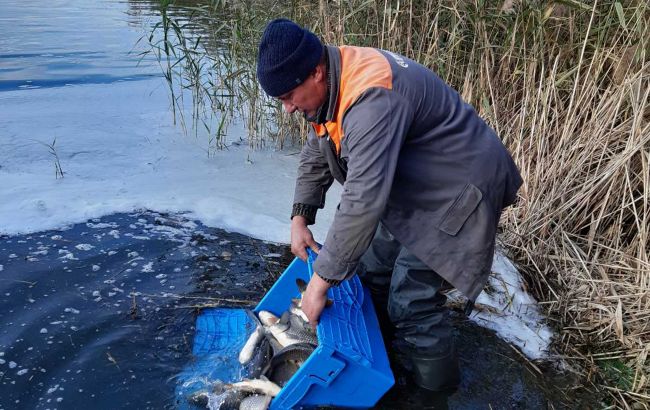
<box><xmin>301</xmin><ymin>273</ymin><xmax>332</xmax><ymax>330</ymax></box>
<box><xmin>290</xmin><ymin>216</ymin><xmax>320</xmax><ymax>261</ymax></box>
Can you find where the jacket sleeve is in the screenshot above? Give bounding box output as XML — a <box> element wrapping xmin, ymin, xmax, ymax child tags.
<box><xmin>292</xmin><ymin>128</ymin><xmax>335</xmax><ymax>225</ymax></box>
<box><xmin>314</xmin><ymin>88</ymin><xmax>413</xmax><ymax>281</ymax></box>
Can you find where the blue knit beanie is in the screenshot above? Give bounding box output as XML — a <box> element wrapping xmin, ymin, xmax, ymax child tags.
<box><xmin>257</xmin><ymin>19</ymin><xmax>323</xmax><ymax>97</ymax></box>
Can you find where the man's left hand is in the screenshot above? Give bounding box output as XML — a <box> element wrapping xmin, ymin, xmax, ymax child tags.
<box><xmin>301</xmin><ymin>273</ymin><xmax>332</xmax><ymax>330</ymax></box>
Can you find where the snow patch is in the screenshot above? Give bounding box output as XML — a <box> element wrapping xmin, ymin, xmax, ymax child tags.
<box><xmin>449</xmin><ymin>249</ymin><xmax>552</xmax><ymax>360</ymax></box>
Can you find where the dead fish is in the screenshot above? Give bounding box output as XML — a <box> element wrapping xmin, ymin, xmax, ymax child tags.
<box><xmin>239</xmin><ymin>394</ymin><xmax>272</xmax><ymax>410</ymax></box>
<box><xmin>258</xmin><ymin>310</ymin><xmax>279</xmax><ymax>327</ymax></box>
<box><xmin>263</xmin><ymin>342</ymin><xmax>315</xmax><ymax>387</ymax></box>
<box><xmin>187</xmin><ymin>384</ymin><xmax>245</xmax><ymax>410</ymax></box>
<box><xmin>241</xmin><ymin>311</ymin><xmax>274</xmax><ymax>372</ymax></box>
<box><xmin>268</xmin><ymin>311</ymin><xmax>317</xmax><ymax>348</ymax></box>
<box><xmin>287</xmin><ymin>312</ymin><xmax>315</xmax><ymax>340</ymax></box>
<box><xmin>255</xmin><ymin>311</ymin><xmax>284</xmax><ymax>354</ymax></box>
<box><xmin>239</xmin><ymin>324</ymin><xmax>264</xmax><ymax>365</ymax></box>
<box><xmin>289</xmin><ymin>304</ymin><xmax>309</xmax><ymax>323</ymax></box>
<box><xmin>227</xmin><ymin>378</ymin><xmax>281</xmax><ymax>397</ymax></box>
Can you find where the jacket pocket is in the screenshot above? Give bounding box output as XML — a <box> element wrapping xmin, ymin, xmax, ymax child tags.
<box><xmin>438</xmin><ymin>183</ymin><xmax>483</xmax><ymax>236</ymax></box>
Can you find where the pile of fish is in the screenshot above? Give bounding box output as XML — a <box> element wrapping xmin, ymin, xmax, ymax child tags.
<box><xmin>187</xmin><ymin>279</ymin><xmax>320</xmax><ymax>410</ymax></box>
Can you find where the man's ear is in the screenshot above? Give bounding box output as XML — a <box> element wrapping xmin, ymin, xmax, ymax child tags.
<box><xmin>312</xmin><ymin>63</ymin><xmax>326</xmax><ymax>83</ymax></box>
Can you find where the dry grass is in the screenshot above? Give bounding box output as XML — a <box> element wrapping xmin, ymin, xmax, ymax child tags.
<box><xmin>146</xmin><ymin>0</ymin><xmax>649</xmax><ymax>406</ymax></box>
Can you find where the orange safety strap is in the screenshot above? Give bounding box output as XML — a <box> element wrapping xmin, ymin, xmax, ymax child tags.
<box><xmin>311</xmin><ymin>46</ymin><xmax>392</xmax><ymax>154</ymax></box>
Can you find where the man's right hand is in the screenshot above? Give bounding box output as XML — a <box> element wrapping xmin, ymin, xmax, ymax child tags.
<box><xmin>290</xmin><ymin>216</ymin><xmax>320</xmax><ymax>261</ymax></box>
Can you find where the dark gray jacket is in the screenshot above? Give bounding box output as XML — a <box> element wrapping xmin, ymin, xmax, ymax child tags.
<box><xmin>293</xmin><ymin>45</ymin><xmax>522</xmax><ymax>301</ymax></box>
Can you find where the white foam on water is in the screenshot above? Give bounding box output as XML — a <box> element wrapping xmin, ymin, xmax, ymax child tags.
<box><xmin>75</xmin><ymin>244</ymin><xmax>94</xmax><ymax>251</ymax></box>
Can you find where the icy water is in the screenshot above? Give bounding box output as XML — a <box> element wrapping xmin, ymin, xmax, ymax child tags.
<box><xmin>0</xmin><ymin>0</ymin><xmax>594</xmax><ymax>409</ymax></box>
<box><xmin>0</xmin><ymin>211</ymin><xmax>286</xmax><ymax>409</ymax></box>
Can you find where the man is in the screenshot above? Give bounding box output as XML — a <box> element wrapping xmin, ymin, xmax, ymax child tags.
<box><xmin>256</xmin><ymin>19</ymin><xmax>522</xmax><ymax>391</ymax></box>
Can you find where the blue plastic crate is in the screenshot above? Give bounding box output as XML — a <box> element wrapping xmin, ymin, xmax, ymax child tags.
<box><xmin>255</xmin><ymin>251</ymin><xmax>394</xmax><ymax>409</ymax></box>
<box><xmin>177</xmin><ymin>250</ymin><xmax>394</xmax><ymax>409</ymax></box>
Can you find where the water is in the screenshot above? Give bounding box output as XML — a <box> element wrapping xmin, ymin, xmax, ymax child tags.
<box><xmin>0</xmin><ymin>211</ymin><xmax>286</xmax><ymax>409</ymax></box>
<box><xmin>0</xmin><ymin>1</ymin><xmax>159</xmax><ymax>92</ymax></box>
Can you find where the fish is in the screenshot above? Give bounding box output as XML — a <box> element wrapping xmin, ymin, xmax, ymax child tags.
<box><xmin>258</xmin><ymin>310</ymin><xmax>280</xmax><ymax>327</ymax></box>
<box><xmin>227</xmin><ymin>377</ymin><xmax>282</xmax><ymax>396</ymax></box>
<box><xmin>256</xmin><ymin>309</ymin><xmax>317</xmax><ymax>350</ymax></box>
<box><xmin>289</xmin><ymin>304</ymin><xmax>310</xmax><ymax>322</ymax></box>
<box><xmin>242</xmin><ymin>335</ymin><xmax>272</xmax><ymax>378</ymax></box>
<box><xmin>239</xmin><ymin>394</ymin><xmax>272</xmax><ymax>410</ymax></box>
<box><xmin>186</xmin><ymin>384</ymin><xmax>246</xmax><ymax>410</ymax></box>
<box><xmin>187</xmin><ymin>383</ymin><xmax>273</xmax><ymax>410</ymax></box>
<box><xmin>288</xmin><ymin>295</ymin><xmax>310</xmax><ymax>322</ymax></box>
<box><xmin>267</xmin><ymin>311</ymin><xmax>317</xmax><ymax>348</ymax></box>
<box><xmin>263</xmin><ymin>342</ymin><xmax>315</xmax><ymax>387</ymax></box>
<box><xmin>239</xmin><ymin>324</ymin><xmax>265</xmax><ymax>365</ymax></box>
<box><xmin>186</xmin><ymin>372</ymin><xmax>278</xmax><ymax>410</ymax></box>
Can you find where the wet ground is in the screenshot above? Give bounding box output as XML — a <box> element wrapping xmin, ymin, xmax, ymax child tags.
<box><xmin>0</xmin><ymin>211</ymin><xmax>594</xmax><ymax>409</ymax></box>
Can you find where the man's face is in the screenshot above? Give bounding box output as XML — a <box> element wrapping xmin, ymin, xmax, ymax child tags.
<box><xmin>277</xmin><ymin>64</ymin><xmax>327</xmax><ymax>120</ymax></box>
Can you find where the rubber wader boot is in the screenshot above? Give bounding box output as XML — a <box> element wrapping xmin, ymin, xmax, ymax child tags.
<box><xmin>364</xmin><ymin>281</ymin><xmax>396</xmax><ymax>346</ymax></box>
<box><xmin>410</xmin><ymin>348</ymin><xmax>460</xmax><ymax>392</ymax></box>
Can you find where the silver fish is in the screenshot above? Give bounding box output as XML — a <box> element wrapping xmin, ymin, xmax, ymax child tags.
<box><xmin>186</xmin><ymin>383</ymin><xmax>246</xmax><ymax>410</ymax></box>
<box><xmin>258</xmin><ymin>310</ymin><xmax>280</xmax><ymax>326</ymax></box>
<box><xmin>289</xmin><ymin>304</ymin><xmax>309</xmax><ymax>323</ymax></box>
<box><xmin>257</xmin><ymin>310</ymin><xmax>316</xmax><ymax>350</ymax></box>
<box><xmin>239</xmin><ymin>394</ymin><xmax>272</xmax><ymax>410</ymax></box>
<box><xmin>267</xmin><ymin>311</ymin><xmax>317</xmax><ymax>348</ymax></box>
<box><xmin>227</xmin><ymin>378</ymin><xmax>282</xmax><ymax>396</ymax></box>
<box><xmin>239</xmin><ymin>324</ymin><xmax>265</xmax><ymax>365</ymax></box>
<box><xmin>263</xmin><ymin>342</ymin><xmax>315</xmax><ymax>387</ymax></box>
